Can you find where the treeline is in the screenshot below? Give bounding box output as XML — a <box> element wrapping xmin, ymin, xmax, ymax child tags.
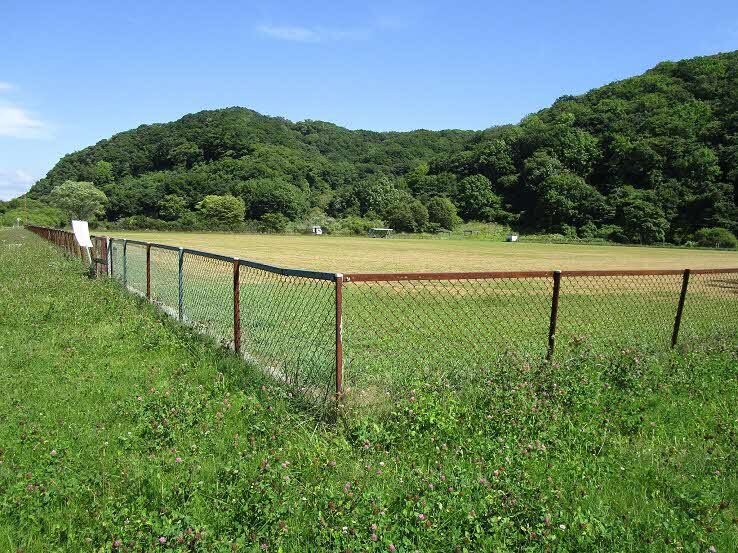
<box><xmin>20</xmin><ymin>50</ymin><xmax>738</xmax><ymax>246</ymax></box>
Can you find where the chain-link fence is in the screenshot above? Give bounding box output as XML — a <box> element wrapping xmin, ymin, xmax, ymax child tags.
<box><xmin>27</xmin><ymin>225</ymin><xmax>738</xmax><ymax>412</ymax></box>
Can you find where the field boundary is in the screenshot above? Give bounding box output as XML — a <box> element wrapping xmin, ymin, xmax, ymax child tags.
<box><xmin>26</xmin><ymin>225</ymin><xmax>738</xmax><ymax>411</ymax></box>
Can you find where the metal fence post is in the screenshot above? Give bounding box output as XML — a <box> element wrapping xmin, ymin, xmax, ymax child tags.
<box><xmin>335</xmin><ymin>273</ymin><xmax>344</xmax><ymax>402</ymax></box>
<box><xmin>146</xmin><ymin>243</ymin><xmax>151</xmax><ymax>300</ymax></box>
<box><xmin>101</xmin><ymin>236</ymin><xmax>109</xmax><ymax>276</ymax></box>
<box><xmin>178</xmin><ymin>247</ymin><xmax>184</xmax><ymax>322</ymax></box>
<box><xmin>547</xmin><ymin>270</ymin><xmax>562</xmax><ymax>361</ymax></box>
<box><xmin>671</xmin><ymin>269</ymin><xmax>691</xmax><ymax>348</ymax></box>
<box><xmin>122</xmin><ymin>239</ymin><xmax>128</xmax><ymax>288</ymax></box>
<box><xmin>233</xmin><ymin>258</ymin><xmax>241</xmax><ymax>354</ymax></box>
<box><xmin>108</xmin><ymin>238</ymin><xmax>113</xmax><ymax>277</ymax></box>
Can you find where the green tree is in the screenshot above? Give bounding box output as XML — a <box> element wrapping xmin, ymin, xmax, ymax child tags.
<box><xmin>426</xmin><ymin>197</ymin><xmax>459</xmax><ymax>230</ymax></box>
<box><xmin>454</xmin><ymin>175</ymin><xmax>501</xmax><ymax>221</ymax></box>
<box><xmin>168</xmin><ymin>142</ymin><xmax>204</xmax><ymax>169</ymax></box>
<box><xmin>385</xmin><ymin>199</ymin><xmax>429</xmax><ymax>232</ymax></box>
<box><xmin>621</xmin><ymin>200</ymin><xmax>669</xmax><ymax>244</ymax></box>
<box><xmin>258</xmin><ymin>213</ymin><xmax>289</xmax><ymax>233</ymax></box>
<box><xmin>384</xmin><ymin>203</ymin><xmax>416</xmax><ymax>232</ymax></box>
<box><xmin>158</xmin><ymin>194</ymin><xmax>188</xmax><ymax>221</ymax></box>
<box><xmin>47</xmin><ymin>180</ymin><xmax>108</xmax><ymax>221</ymax></box>
<box><xmin>242</xmin><ymin>179</ymin><xmax>307</xmax><ymax>220</ymax></box>
<box><xmin>93</xmin><ymin>161</ymin><xmax>115</xmax><ymax>189</ymax></box>
<box><xmin>196</xmin><ymin>194</ymin><xmax>245</xmax><ymax>227</ymax></box>
<box><xmin>354</xmin><ymin>174</ymin><xmax>403</xmax><ymax>216</ymax></box>
<box><xmin>538</xmin><ymin>173</ymin><xmax>610</xmax><ymax>230</ymax></box>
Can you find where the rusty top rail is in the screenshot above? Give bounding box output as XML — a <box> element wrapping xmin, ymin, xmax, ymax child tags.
<box><xmin>343</xmin><ymin>267</ymin><xmax>738</xmax><ymax>282</ymax></box>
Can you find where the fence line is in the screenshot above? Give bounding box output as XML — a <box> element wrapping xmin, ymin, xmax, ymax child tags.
<box><xmin>26</xmin><ymin>225</ymin><xmax>738</xmax><ymax>412</ymax></box>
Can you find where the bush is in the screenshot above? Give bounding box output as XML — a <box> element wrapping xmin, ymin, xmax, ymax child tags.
<box><xmin>112</xmin><ymin>215</ymin><xmax>171</xmax><ymax>230</ymax></box>
<box><xmin>332</xmin><ymin>216</ymin><xmax>384</xmax><ymax>236</ymax></box>
<box><xmin>694</xmin><ymin>227</ymin><xmax>738</xmax><ymax>248</ymax></box>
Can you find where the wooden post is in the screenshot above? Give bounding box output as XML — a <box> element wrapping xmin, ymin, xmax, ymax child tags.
<box><xmin>547</xmin><ymin>270</ymin><xmax>562</xmax><ymax>361</ymax></box>
<box><xmin>671</xmin><ymin>269</ymin><xmax>690</xmax><ymax>348</ymax></box>
<box><xmin>335</xmin><ymin>273</ymin><xmax>344</xmax><ymax>402</ymax></box>
<box><xmin>146</xmin><ymin>243</ymin><xmax>151</xmax><ymax>300</ymax></box>
<box><xmin>233</xmin><ymin>258</ymin><xmax>241</xmax><ymax>354</ymax></box>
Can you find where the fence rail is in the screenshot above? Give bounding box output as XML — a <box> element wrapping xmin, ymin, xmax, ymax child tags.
<box><xmin>27</xmin><ymin>225</ymin><xmax>738</xmax><ymax>412</ymax></box>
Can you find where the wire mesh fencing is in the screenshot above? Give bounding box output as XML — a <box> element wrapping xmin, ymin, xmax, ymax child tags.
<box><xmin>26</xmin><ymin>225</ymin><xmax>738</xmax><ymax>413</ymax></box>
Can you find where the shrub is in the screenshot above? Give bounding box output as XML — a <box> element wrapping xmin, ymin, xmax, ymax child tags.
<box><xmin>332</xmin><ymin>216</ymin><xmax>385</xmax><ymax>236</ymax></box>
<box><xmin>694</xmin><ymin>227</ymin><xmax>738</xmax><ymax>248</ymax></box>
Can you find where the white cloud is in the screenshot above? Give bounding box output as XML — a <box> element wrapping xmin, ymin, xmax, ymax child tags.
<box><xmin>0</xmin><ymin>82</ymin><xmax>13</xmax><ymax>92</ymax></box>
<box><xmin>0</xmin><ymin>104</ymin><xmax>49</xmax><ymax>139</ymax></box>
<box><xmin>256</xmin><ymin>24</ymin><xmax>369</xmax><ymax>43</ymax></box>
<box><xmin>0</xmin><ymin>169</ymin><xmax>35</xmax><ymax>201</ymax></box>
<box><xmin>257</xmin><ymin>25</ymin><xmax>321</xmax><ymax>42</ymax></box>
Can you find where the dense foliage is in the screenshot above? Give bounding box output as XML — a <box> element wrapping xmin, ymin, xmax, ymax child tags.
<box><xmin>24</xmin><ymin>51</ymin><xmax>738</xmax><ymax>244</ymax></box>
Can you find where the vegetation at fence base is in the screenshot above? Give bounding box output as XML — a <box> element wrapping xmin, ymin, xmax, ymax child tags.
<box><xmin>2</xmin><ymin>228</ymin><xmax>737</xmax><ymax>552</ymax></box>
<box><xmin>11</xmin><ymin>50</ymin><xmax>738</xmax><ymax>247</ymax></box>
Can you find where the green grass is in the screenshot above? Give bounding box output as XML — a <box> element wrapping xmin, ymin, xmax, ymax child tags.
<box><xmin>2</xmin><ymin>228</ymin><xmax>738</xmax><ymax>551</ymax></box>
<box><xmin>111</xmin><ymin>230</ymin><xmax>738</xmax><ymax>273</ymax></box>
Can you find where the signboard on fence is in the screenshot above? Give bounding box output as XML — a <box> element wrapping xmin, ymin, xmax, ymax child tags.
<box><xmin>71</xmin><ymin>220</ymin><xmax>93</xmax><ymax>248</ymax></box>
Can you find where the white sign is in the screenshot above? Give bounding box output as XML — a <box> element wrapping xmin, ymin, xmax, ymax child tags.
<box><xmin>72</xmin><ymin>220</ymin><xmax>94</xmax><ymax>248</ymax></box>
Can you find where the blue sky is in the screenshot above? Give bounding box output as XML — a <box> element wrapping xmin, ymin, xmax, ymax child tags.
<box><xmin>1</xmin><ymin>0</ymin><xmax>737</xmax><ymax>200</ymax></box>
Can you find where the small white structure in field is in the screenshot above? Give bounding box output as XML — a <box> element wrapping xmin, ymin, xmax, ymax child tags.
<box><xmin>368</xmin><ymin>228</ymin><xmax>394</xmax><ymax>238</ymax></box>
<box><xmin>506</xmin><ymin>234</ymin><xmax>519</xmax><ymax>242</ymax></box>
<box><xmin>311</xmin><ymin>225</ymin><xmax>323</xmax><ymax>235</ymax></box>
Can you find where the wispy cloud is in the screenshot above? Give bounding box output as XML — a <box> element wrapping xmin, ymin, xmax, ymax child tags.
<box><xmin>0</xmin><ymin>82</ymin><xmax>13</xmax><ymax>92</ymax></box>
<box><xmin>0</xmin><ymin>168</ymin><xmax>35</xmax><ymax>201</ymax></box>
<box><xmin>257</xmin><ymin>25</ymin><xmax>321</xmax><ymax>42</ymax></box>
<box><xmin>0</xmin><ymin>104</ymin><xmax>50</xmax><ymax>139</ymax></box>
<box><xmin>256</xmin><ymin>24</ymin><xmax>369</xmax><ymax>43</ymax></box>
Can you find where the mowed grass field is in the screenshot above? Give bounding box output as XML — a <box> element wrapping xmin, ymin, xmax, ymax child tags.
<box><xmin>110</xmin><ymin>231</ymin><xmax>738</xmax><ymax>273</ymax></box>
<box><xmin>3</xmin><ymin>227</ymin><xmax>738</xmax><ymax>551</ymax></box>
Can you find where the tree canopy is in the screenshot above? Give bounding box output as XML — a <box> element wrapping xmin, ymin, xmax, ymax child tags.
<box><xmin>23</xmin><ymin>51</ymin><xmax>738</xmax><ymax>244</ymax></box>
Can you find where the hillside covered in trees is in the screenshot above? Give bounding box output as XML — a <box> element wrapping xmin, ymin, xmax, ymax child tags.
<box><xmin>16</xmin><ymin>51</ymin><xmax>738</xmax><ymax>245</ymax></box>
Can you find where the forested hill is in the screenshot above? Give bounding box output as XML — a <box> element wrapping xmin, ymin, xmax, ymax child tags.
<box><xmin>26</xmin><ymin>51</ymin><xmax>738</xmax><ymax>244</ymax></box>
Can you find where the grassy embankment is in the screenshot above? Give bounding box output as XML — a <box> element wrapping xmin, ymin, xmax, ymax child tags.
<box><xmin>1</xmin><ymin>228</ymin><xmax>737</xmax><ymax>551</ymax></box>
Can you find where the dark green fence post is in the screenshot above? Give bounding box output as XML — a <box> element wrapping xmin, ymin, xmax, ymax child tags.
<box><xmin>108</xmin><ymin>238</ymin><xmax>113</xmax><ymax>277</ymax></box>
<box><xmin>335</xmin><ymin>273</ymin><xmax>344</xmax><ymax>403</ymax></box>
<box><xmin>671</xmin><ymin>269</ymin><xmax>690</xmax><ymax>348</ymax></box>
<box><xmin>122</xmin><ymin>239</ymin><xmax>128</xmax><ymax>288</ymax></box>
<box><xmin>146</xmin><ymin>243</ymin><xmax>151</xmax><ymax>300</ymax></box>
<box><xmin>178</xmin><ymin>247</ymin><xmax>184</xmax><ymax>321</ymax></box>
<box><xmin>233</xmin><ymin>258</ymin><xmax>241</xmax><ymax>354</ymax></box>
<box><xmin>547</xmin><ymin>270</ymin><xmax>562</xmax><ymax>361</ymax></box>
